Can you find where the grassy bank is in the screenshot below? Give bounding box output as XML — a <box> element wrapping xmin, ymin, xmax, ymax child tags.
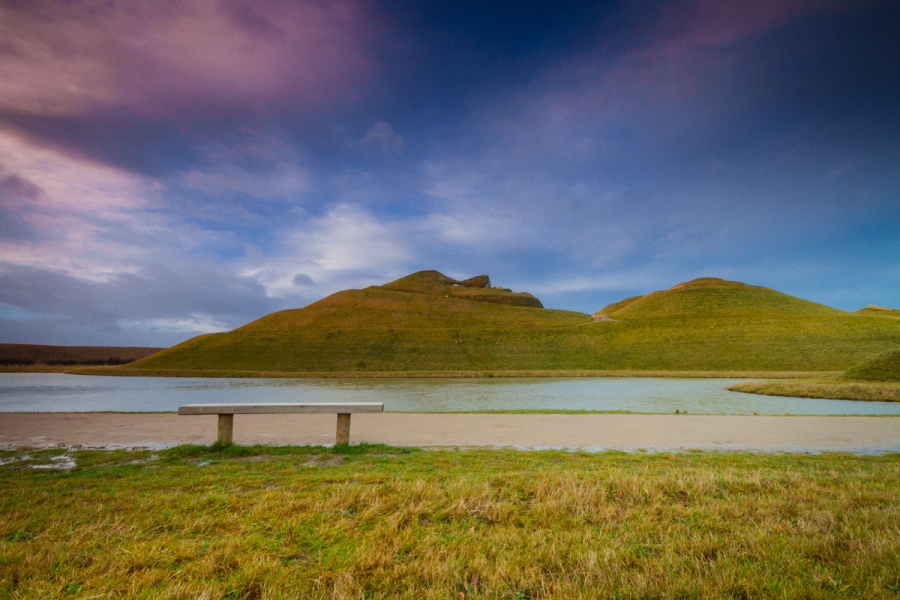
<box><xmin>729</xmin><ymin>379</ymin><xmax>900</xmax><ymax>402</ymax></box>
<box><xmin>3</xmin><ymin>446</ymin><xmax>900</xmax><ymax>598</ymax></box>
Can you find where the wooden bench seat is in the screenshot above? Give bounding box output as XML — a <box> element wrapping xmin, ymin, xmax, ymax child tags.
<box><xmin>177</xmin><ymin>402</ymin><xmax>384</xmax><ymax>446</ymax></box>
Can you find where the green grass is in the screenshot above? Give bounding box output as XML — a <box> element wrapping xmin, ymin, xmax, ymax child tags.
<box><xmin>116</xmin><ymin>273</ymin><xmax>900</xmax><ymax>376</ymax></box>
<box><xmin>2</xmin><ymin>446</ymin><xmax>900</xmax><ymax>598</ymax></box>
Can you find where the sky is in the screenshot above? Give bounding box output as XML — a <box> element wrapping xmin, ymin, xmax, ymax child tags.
<box><xmin>1</xmin><ymin>0</ymin><xmax>899</xmax><ymax>347</ymax></box>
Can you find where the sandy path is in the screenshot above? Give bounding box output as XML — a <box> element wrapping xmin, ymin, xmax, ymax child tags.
<box><xmin>1</xmin><ymin>412</ymin><xmax>899</xmax><ymax>452</ymax></box>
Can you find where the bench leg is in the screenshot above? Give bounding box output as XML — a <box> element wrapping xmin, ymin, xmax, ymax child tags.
<box><xmin>217</xmin><ymin>414</ymin><xmax>234</xmax><ymax>446</ymax></box>
<box><xmin>336</xmin><ymin>413</ymin><xmax>351</xmax><ymax>446</ymax></box>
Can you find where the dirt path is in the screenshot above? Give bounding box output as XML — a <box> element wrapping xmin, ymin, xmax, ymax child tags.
<box><xmin>1</xmin><ymin>412</ymin><xmax>899</xmax><ymax>452</ymax></box>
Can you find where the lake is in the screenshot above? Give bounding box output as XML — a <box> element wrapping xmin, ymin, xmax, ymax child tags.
<box><xmin>1</xmin><ymin>373</ymin><xmax>898</xmax><ymax>415</ymax></box>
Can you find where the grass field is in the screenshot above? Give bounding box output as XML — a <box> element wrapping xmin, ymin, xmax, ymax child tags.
<box><xmin>121</xmin><ymin>273</ymin><xmax>900</xmax><ymax>376</ymax></box>
<box><xmin>2</xmin><ymin>445</ymin><xmax>899</xmax><ymax>599</ymax></box>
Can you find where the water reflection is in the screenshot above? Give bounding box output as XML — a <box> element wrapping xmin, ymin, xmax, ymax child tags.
<box><xmin>1</xmin><ymin>373</ymin><xmax>899</xmax><ymax>415</ymax></box>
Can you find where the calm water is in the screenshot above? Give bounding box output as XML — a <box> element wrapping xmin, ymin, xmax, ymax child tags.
<box><xmin>1</xmin><ymin>373</ymin><xmax>899</xmax><ymax>415</ymax></box>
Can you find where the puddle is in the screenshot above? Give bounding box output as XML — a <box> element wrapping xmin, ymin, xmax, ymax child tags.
<box><xmin>0</xmin><ymin>454</ymin><xmax>30</xmax><ymax>466</ymax></box>
<box><xmin>32</xmin><ymin>454</ymin><xmax>76</xmax><ymax>470</ymax></box>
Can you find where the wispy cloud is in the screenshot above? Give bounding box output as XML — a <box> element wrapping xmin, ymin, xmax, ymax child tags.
<box><xmin>241</xmin><ymin>204</ymin><xmax>412</xmax><ymax>299</ymax></box>
<box><xmin>0</xmin><ymin>0</ymin><xmax>382</xmax><ymax>118</ymax></box>
<box><xmin>0</xmin><ymin>130</ymin><xmax>162</xmax><ymax>280</ymax></box>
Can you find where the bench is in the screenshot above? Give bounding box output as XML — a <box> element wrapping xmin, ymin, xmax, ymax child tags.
<box><xmin>177</xmin><ymin>403</ymin><xmax>384</xmax><ymax>446</ymax></box>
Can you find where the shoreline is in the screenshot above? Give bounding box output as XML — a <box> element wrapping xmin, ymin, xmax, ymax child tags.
<box><xmin>2</xmin><ymin>412</ymin><xmax>899</xmax><ymax>453</ymax></box>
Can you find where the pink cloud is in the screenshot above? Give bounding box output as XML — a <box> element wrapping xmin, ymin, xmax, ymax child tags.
<box><xmin>0</xmin><ymin>130</ymin><xmax>199</xmax><ymax>282</ymax></box>
<box><xmin>0</xmin><ymin>0</ymin><xmax>384</xmax><ymax>117</ymax></box>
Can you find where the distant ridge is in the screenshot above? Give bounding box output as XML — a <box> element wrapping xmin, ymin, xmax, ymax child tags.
<box><xmin>0</xmin><ymin>344</ymin><xmax>163</xmax><ymax>366</ymax></box>
<box><xmin>123</xmin><ymin>272</ymin><xmax>900</xmax><ymax>375</ymax></box>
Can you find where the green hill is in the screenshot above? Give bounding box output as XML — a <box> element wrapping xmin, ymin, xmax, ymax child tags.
<box><xmin>841</xmin><ymin>349</ymin><xmax>900</xmax><ymax>381</ymax></box>
<box><xmin>127</xmin><ymin>272</ymin><xmax>900</xmax><ymax>375</ymax></box>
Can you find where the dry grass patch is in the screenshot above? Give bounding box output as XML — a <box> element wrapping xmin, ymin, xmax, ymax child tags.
<box><xmin>1</xmin><ymin>446</ymin><xmax>900</xmax><ymax>598</ymax></box>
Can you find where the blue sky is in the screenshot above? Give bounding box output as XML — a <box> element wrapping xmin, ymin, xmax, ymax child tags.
<box><xmin>1</xmin><ymin>0</ymin><xmax>898</xmax><ymax>347</ymax></box>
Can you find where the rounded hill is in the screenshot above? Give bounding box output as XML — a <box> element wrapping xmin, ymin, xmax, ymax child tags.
<box><xmin>598</xmin><ymin>278</ymin><xmax>844</xmax><ymax>320</ymax></box>
<box><xmin>125</xmin><ymin>272</ymin><xmax>900</xmax><ymax>375</ymax></box>
<box><xmin>131</xmin><ymin>273</ymin><xmax>584</xmax><ymax>373</ymax></box>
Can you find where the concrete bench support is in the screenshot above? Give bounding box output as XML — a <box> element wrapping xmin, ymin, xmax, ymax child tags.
<box><xmin>336</xmin><ymin>413</ymin><xmax>351</xmax><ymax>446</ymax></box>
<box><xmin>218</xmin><ymin>414</ymin><xmax>234</xmax><ymax>446</ymax></box>
<box><xmin>178</xmin><ymin>403</ymin><xmax>384</xmax><ymax>446</ymax></box>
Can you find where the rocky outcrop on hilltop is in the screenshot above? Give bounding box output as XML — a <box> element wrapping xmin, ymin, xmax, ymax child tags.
<box><xmin>382</xmin><ymin>270</ymin><xmax>543</xmax><ymax>308</ymax></box>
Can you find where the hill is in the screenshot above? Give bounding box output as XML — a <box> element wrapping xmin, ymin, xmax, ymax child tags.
<box><xmin>597</xmin><ymin>278</ymin><xmax>843</xmax><ymax>319</ymax></box>
<box><xmin>130</xmin><ymin>273</ymin><xmax>588</xmax><ymax>373</ymax></box>
<box><xmin>841</xmin><ymin>349</ymin><xmax>900</xmax><ymax>382</ymax></box>
<box><xmin>125</xmin><ymin>272</ymin><xmax>900</xmax><ymax>375</ymax></box>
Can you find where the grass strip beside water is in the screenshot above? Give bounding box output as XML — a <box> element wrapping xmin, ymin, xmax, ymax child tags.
<box><xmin>2</xmin><ymin>446</ymin><xmax>900</xmax><ymax>598</ymax></box>
<box><xmin>729</xmin><ymin>379</ymin><xmax>900</xmax><ymax>402</ymax></box>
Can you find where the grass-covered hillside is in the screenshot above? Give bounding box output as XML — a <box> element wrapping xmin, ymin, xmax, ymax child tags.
<box><xmin>124</xmin><ymin>272</ymin><xmax>900</xmax><ymax>375</ymax></box>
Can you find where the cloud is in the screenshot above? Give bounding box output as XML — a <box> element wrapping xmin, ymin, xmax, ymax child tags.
<box><xmin>119</xmin><ymin>315</ymin><xmax>230</xmax><ymax>335</ymax></box>
<box><xmin>0</xmin><ymin>130</ymin><xmax>164</xmax><ymax>280</ymax></box>
<box><xmin>0</xmin><ymin>0</ymin><xmax>382</xmax><ymax>118</ymax></box>
<box><xmin>242</xmin><ymin>204</ymin><xmax>412</xmax><ymax>299</ymax></box>
<box><xmin>0</xmin><ymin>261</ymin><xmax>276</xmax><ymax>344</ymax></box>
<box><xmin>0</xmin><ymin>127</ymin><xmax>288</xmax><ymax>344</ymax></box>
<box><xmin>292</xmin><ymin>273</ymin><xmax>315</xmax><ymax>287</ymax></box>
<box><xmin>171</xmin><ymin>132</ymin><xmax>312</xmax><ymax>219</ymax></box>
<box><xmin>359</xmin><ymin>121</ymin><xmax>404</xmax><ymax>157</ymax></box>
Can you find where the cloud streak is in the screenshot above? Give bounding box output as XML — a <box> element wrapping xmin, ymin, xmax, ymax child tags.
<box><xmin>0</xmin><ymin>0</ymin><xmax>381</xmax><ymax>118</ymax></box>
